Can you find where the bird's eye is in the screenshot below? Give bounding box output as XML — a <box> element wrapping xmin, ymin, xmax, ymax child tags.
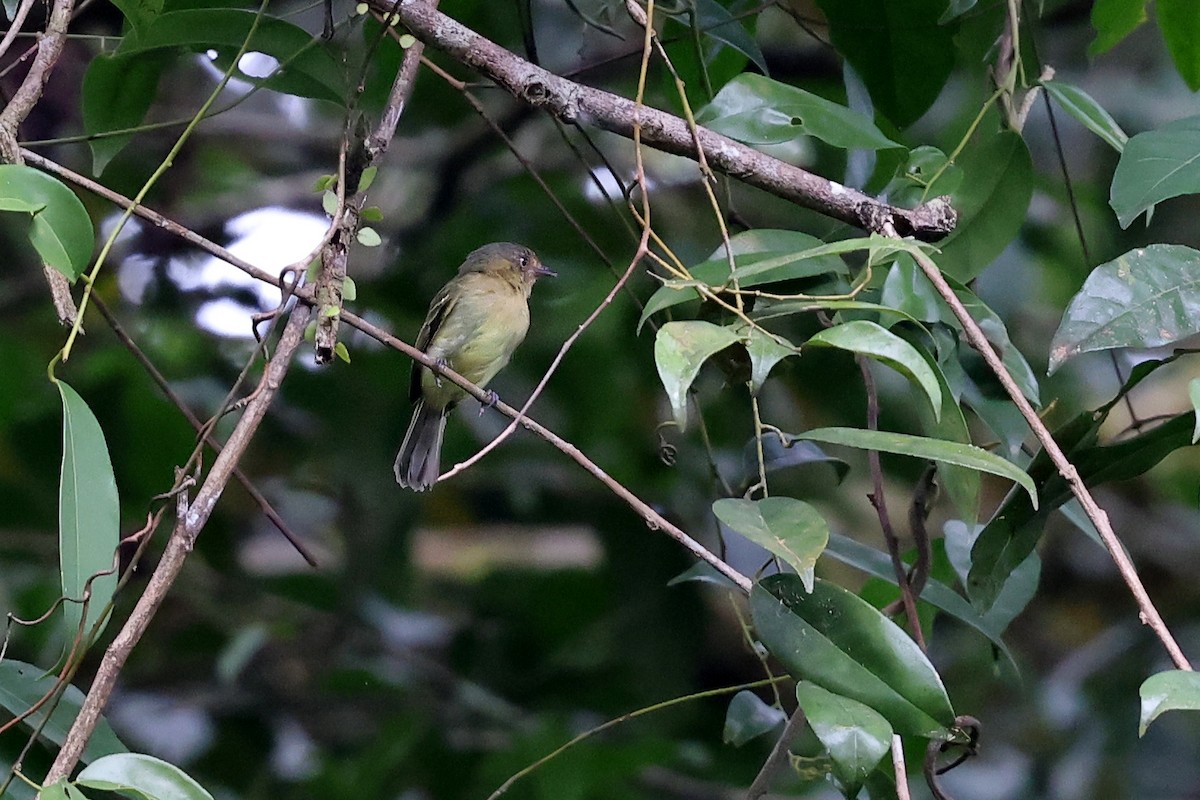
<box><xmin>519</xmin><ymin>254</ymin><xmax>529</xmax><ymax>268</ymax></box>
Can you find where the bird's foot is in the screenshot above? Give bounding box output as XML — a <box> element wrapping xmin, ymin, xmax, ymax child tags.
<box><xmin>479</xmin><ymin>390</ymin><xmax>499</xmax><ymax>416</ymax></box>
<box><xmin>432</xmin><ymin>357</ymin><xmax>449</xmax><ymax>387</ymax></box>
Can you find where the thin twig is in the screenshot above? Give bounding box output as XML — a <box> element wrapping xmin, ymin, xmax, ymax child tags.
<box><xmin>746</xmin><ymin>706</ymin><xmax>807</xmax><ymax>800</ymax></box>
<box><xmin>90</xmin><ymin>296</ymin><xmax>319</xmax><ymax>567</ymax></box>
<box><xmin>860</xmin><ymin>358</ymin><xmax>925</xmax><ymax>650</ymax></box>
<box><xmin>893</xmin><ymin>735</ymin><xmax>911</xmax><ymax>800</ymax></box>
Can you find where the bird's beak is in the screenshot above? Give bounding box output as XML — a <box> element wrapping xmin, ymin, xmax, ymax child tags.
<box><xmin>532</xmin><ymin>263</ymin><xmax>557</xmax><ymax>278</ymax></box>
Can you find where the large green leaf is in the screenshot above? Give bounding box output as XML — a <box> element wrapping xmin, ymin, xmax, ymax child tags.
<box><xmin>58</xmin><ymin>381</ymin><xmax>120</xmax><ymax>644</ymax></box>
<box><xmin>751</xmin><ymin>574</ymin><xmax>955</xmax><ymax>739</ymax></box>
<box><xmin>795</xmin><ymin>681</ymin><xmax>892</xmax><ymax>792</ymax></box>
<box><xmin>0</xmin><ymin>660</ymin><xmax>127</xmax><ymax>765</ymax></box>
<box><xmin>639</xmin><ymin>229</ymin><xmax>846</xmax><ymax>327</ymax></box>
<box><xmin>696</xmin><ymin>73</ymin><xmax>901</xmax><ymax>150</ymax></box>
<box><xmin>910</xmin><ymin>336</ymin><xmax>979</xmax><ymax>524</ymax></box>
<box><xmin>691</xmin><ymin>0</ymin><xmax>768</xmax><ymax>75</ymax></box>
<box><xmin>1048</xmin><ymin>244</ymin><xmax>1200</xmax><ymax>374</ymax></box>
<box><xmin>968</xmin><ymin>411</ymin><xmax>1194</xmax><ymax>610</ymax></box>
<box><xmin>935</xmin><ymin>129</ymin><xmax>1033</xmax><ymax>281</ymax></box>
<box><xmin>811</xmin><ymin>0</ymin><xmax>956</xmax><ymax>129</ymax></box>
<box><xmin>78</xmin><ymin>753</ymin><xmax>214</xmax><ymax>800</ymax></box>
<box><xmin>881</xmin><ymin>255</ymin><xmax>1040</xmax><ymax>405</ymax></box>
<box><xmin>111</xmin><ymin>0</ymin><xmax>163</xmax><ymax>31</ymax></box>
<box><xmin>805</xmin><ymin>321</ymin><xmax>942</xmax><ymax>420</ymax></box>
<box><xmin>1089</xmin><ymin>0</ymin><xmax>1147</xmax><ymax>55</ymax></box>
<box><xmin>1110</xmin><ymin>116</ymin><xmax>1200</xmax><ymax>228</ymax></box>
<box><xmin>823</xmin><ymin>533</ymin><xmax>1017</xmax><ymax>669</ymax></box>
<box><xmin>1139</xmin><ymin>670</ymin><xmax>1200</xmax><ymax>737</ymax></box>
<box><xmin>798</xmin><ymin>426</ymin><xmax>1037</xmax><ymax>507</ymax></box>
<box><xmin>82</xmin><ymin>52</ymin><xmax>171</xmax><ymax>176</ymax></box>
<box><xmin>0</xmin><ymin>165</ymin><xmax>94</xmax><ymax>280</ymax></box>
<box><xmin>712</xmin><ymin>497</ymin><xmax>829</xmax><ymax>591</ymax></box>
<box><xmin>116</xmin><ymin>9</ymin><xmax>347</xmax><ymax>104</ymax></box>
<box><xmin>1042</xmin><ymin>80</ymin><xmax>1128</xmax><ymax>153</ymax></box>
<box><xmin>1158</xmin><ymin>0</ymin><xmax>1200</xmax><ymax>91</ymax></box>
<box><xmin>653</xmin><ymin>321</ymin><xmax>741</xmax><ymax>430</ymax></box>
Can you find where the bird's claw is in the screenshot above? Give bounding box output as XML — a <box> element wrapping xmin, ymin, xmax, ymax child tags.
<box><xmin>432</xmin><ymin>357</ymin><xmax>449</xmax><ymax>387</ymax></box>
<box><xmin>479</xmin><ymin>390</ymin><xmax>499</xmax><ymax>415</ymax></box>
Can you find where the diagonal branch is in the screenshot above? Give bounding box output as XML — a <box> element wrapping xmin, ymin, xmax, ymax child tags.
<box><xmin>373</xmin><ymin>0</ymin><xmax>956</xmax><ymax>241</ymax></box>
<box><xmin>892</xmin><ymin>222</ymin><xmax>1191</xmax><ymax>672</ymax></box>
<box><xmin>40</xmin><ymin>304</ymin><xmax>313</xmax><ymax>788</ymax></box>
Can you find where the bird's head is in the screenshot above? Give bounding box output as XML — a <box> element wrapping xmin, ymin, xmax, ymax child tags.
<box><xmin>461</xmin><ymin>242</ymin><xmax>556</xmax><ymax>290</ymax></box>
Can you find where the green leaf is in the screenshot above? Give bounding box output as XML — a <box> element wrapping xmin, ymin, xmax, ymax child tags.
<box><xmin>358</xmin><ymin>165</ymin><xmax>378</xmax><ymax>192</ymax></box>
<box><xmin>0</xmin><ymin>165</ymin><xmax>94</xmax><ymax>280</ymax></box>
<box><xmin>883</xmin><ymin>145</ymin><xmax>963</xmax><ymax>208</ymax></box>
<box><xmin>78</xmin><ymin>753</ymin><xmax>214</xmax><ymax>800</ymax></box>
<box><xmin>751</xmin><ymin>574</ymin><xmax>955</xmax><ymax>739</ymax></box>
<box><xmin>653</xmin><ymin>321</ymin><xmax>742</xmax><ymax>430</ymax></box>
<box><xmin>342</xmin><ymin>275</ymin><xmax>357</xmax><ymax>302</ymax></box>
<box><xmin>910</xmin><ymin>335</ymin><xmax>979</xmax><ymax>524</ymax></box>
<box><xmin>58</xmin><ymin>381</ymin><xmax>120</xmax><ymax>644</ymax></box>
<box><xmin>639</xmin><ymin>229</ymin><xmax>846</xmax><ymax>328</ymax></box>
<box><xmin>1157</xmin><ymin>0</ymin><xmax>1200</xmax><ymax>91</ymax></box>
<box><xmin>723</xmin><ymin>690</ymin><xmax>787</xmax><ymax>746</ymax></box>
<box><xmin>939</xmin><ymin>0</ymin><xmax>978</xmax><ymax>23</ymax></box>
<box><xmin>712</xmin><ymin>497</ymin><xmax>829</xmax><ymax>591</ymax></box>
<box><xmin>360</xmin><ymin>206</ymin><xmax>383</xmax><ymax>221</ymax></box>
<box><xmin>1048</xmin><ymin>245</ymin><xmax>1200</xmax><ymax>374</ymax></box>
<box><xmin>968</xmin><ymin>411</ymin><xmax>1193</xmax><ymax>610</ymax></box>
<box><xmin>1111</xmin><ymin>116</ymin><xmax>1200</xmax><ymax>228</ymax></box>
<box><xmin>321</xmin><ymin>190</ymin><xmax>338</xmax><ymax>216</ymax></box>
<box><xmin>823</xmin><ymin>533</ymin><xmax>1017</xmax><ymax>670</ymax></box>
<box><xmin>0</xmin><ymin>660</ymin><xmax>127</xmax><ymax>765</ymax></box>
<box><xmin>812</xmin><ymin>0</ymin><xmax>956</xmax><ymax>129</ymax></box>
<box><xmin>1042</xmin><ymin>80</ymin><xmax>1128</xmax><ymax>153</ymax></box>
<box><xmin>82</xmin><ymin>52</ymin><xmax>170</xmax><ymax>175</ymax></box>
<box><xmin>797</xmin><ymin>426</ymin><xmax>1038</xmax><ymax>508</ymax></box>
<box><xmin>935</xmin><ymin>129</ymin><xmax>1033</xmax><ymax>281</ymax></box>
<box><xmin>696</xmin><ymin>73</ymin><xmax>901</xmax><ymax>150</ymax></box>
<box><xmin>117</xmin><ymin>9</ymin><xmax>347</xmax><ymax>104</ymax></box>
<box><xmin>943</xmin><ymin>521</ymin><xmax>1039</xmax><ymax>636</ymax></box>
<box><xmin>1089</xmin><ymin>0</ymin><xmax>1147</xmax><ymax>55</ymax></box>
<box><xmin>1190</xmin><ymin>378</ymin><xmax>1200</xmax><ymax>444</ymax></box>
<box><xmin>111</xmin><ymin>0</ymin><xmax>163</xmax><ymax>31</ymax></box>
<box><xmin>356</xmin><ymin>226</ymin><xmax>381</xmax><ymax>247</ymax></box>
<box><xmin>1139</xmin><ymin>670</ymin><xmax>1200</xmax><ymax>736</ymax></box>
<box><xmin>741</xmin><ymin>326</ymin><xmax>797</xmax><ymax>393</ymax></box>
<box><xmin>692</xmin><ymin>0</ymin><xmax>768</xmax><ymax>75</ymax></box>
<box><xmin>40</xmin><ymin>781</ymin><xmax>71</xmax><ymax>800</ymax></box>
<box><xmin>334</xmin><ymin>342</ymin><xmax>351</xmax><ymax>363</ymax></box>
<box><xmin>881</xmin><ymin>255</ymin><xmax>1039</xmax><ymax>405</ymax></box>
<box><xmin>805</xmin><ymin>320</ymin><xmax>943</xmax><ymax>420</ymax></box>
<box><xmin>795</xmin><ymin>681</ymin><xmax>892</xmax><ymax>791</ymax></box>
<box><xmin>667</xmin><ymin>561</ymin><xmax>741</xmax><ymax>590</ymax></box>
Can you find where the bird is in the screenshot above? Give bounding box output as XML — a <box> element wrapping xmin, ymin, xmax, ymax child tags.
<box><xmin>395</xmin><ymin>242</ymin><xmax>555</xmax><ymax>491</ymax></box>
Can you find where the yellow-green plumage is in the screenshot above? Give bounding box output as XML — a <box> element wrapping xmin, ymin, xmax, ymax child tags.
<box><xmin>395</xmin><ymin>243</ymin><xmax>553</xmax><ymax>491</ymax></box>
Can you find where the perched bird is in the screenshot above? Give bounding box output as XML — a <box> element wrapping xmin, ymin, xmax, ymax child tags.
<box><xmin>395</xmin><ymin>242</ymin><xmax>555</xmax><ymax>491</ymax></box>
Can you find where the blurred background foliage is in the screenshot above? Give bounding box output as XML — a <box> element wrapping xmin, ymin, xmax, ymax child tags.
<box><xmin>3</xmin><ymin>0</ymin><xmax>1200</xmax><ymax>798</ymax></box>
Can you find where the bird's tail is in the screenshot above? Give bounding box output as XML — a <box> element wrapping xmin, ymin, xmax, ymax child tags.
<box><xmin>394</xmin><ymin>400</ymin><xmax>447</xmax><ymax>491</ymax></box>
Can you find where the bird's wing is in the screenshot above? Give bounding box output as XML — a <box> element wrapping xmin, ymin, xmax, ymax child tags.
<box><xmin>409</xmin><ymin>282</ymin><xmax>459</xmax><ymax>402</ymax></box>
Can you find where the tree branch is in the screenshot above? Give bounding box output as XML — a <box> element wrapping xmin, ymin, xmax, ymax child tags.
<box><xmin>375</xmin><ymin>0</ymin><xmax>956</xmax><ymax>241</ymax></box>
<box><xmin>40</xmin><ymin>304</ymin><xmax>312</xmax><ymax>787</ymax></box>
<box><xmin>894</xmin><ymin>223</ymin><xmax>1192</xmax><ymax>672</ymax></box>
